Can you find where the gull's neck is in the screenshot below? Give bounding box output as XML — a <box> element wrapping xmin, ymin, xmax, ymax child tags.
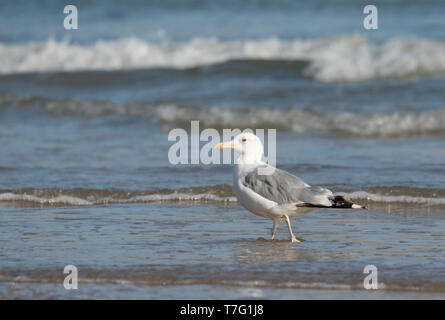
<box><xmin>235</xmin><ymin>154</ymin><xmax>265</xmax><ymax>175</ymax></box>
<box><xmin>237</xmin><ymin>146</ymin><xmax>263</xmax><ymax>164</ymax></box>
<box><xmin>236</xmin><ymin>154</ymin><xmax>263</xmax><ymax>165</ymax></box>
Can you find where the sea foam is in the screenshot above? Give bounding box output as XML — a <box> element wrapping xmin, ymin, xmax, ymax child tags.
<box><xmin>2</xmin><ymin>94</ymin><xmax>445</xmax><ymax>137</ymax></box>
<box><xmin>1</xmin><ymin>186</ymin><xmax>444</xmax><ymax>208</ymax></box>
<box><xmin>1</xmin><ymin>35</ymin><xmax>445</xmax><ymax>82</ymax></box>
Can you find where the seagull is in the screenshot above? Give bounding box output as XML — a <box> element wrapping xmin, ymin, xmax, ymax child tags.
<box><xmin>215</xmin><ymin>132</ymin><xmax>365</xmax><ymax>243</ymax></box>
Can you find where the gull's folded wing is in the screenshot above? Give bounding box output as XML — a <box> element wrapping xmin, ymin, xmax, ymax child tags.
<box><xmin>242</xmin><ymin>165</ymin><xmax>333</xmax><ymax>207</ymax></box>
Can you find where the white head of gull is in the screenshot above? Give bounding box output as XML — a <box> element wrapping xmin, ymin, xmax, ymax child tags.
<box><xmin>215</xmin><ymin>132</ymin><xmax>365</xmax><ymax>243</ymax></box>
<box><xmin>216</xmin><ymin>132</ymin><xmax>264</xmax><ymax>165</ymax></box>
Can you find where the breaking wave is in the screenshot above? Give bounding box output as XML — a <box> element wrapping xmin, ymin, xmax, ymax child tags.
<box><xmin>341</xmin><ymin>187</ymin><xmax>445</xmax><ymax>206</ymax></box>
<box><xmin>1</xmin><ymin>185</ymin><xmax>445</xmax><ymax>209</ymax></box>
<box><xmin>0</xmin><ymin>185</ymin><xmax>237</xmax><ymax>207</ymax></box>
<box><xmin>1</xmin><ymin>35</ymin><xmax>445</xmax><ymax>82</ymax></box>
<box><xmin>3</xmin><ymin>94</ymin><xmax>445</xmax><ymax>137</ymax></box>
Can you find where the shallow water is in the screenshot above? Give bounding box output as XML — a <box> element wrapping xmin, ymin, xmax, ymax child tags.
<box><xmin>1</xmin><ymin>0</ymin><xmax>445</xmax><ymax>299</ymax></box>
<box><xmin>1</xmin><ymin>203</ymin><xmax>445</xmax><ymax>299</ymax></box>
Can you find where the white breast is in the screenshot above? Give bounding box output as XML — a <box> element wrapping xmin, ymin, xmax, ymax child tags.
<box><xmin>233</xmin><ymin>164</ymin><xmax>278</xmax><ymax>220</ymax></box>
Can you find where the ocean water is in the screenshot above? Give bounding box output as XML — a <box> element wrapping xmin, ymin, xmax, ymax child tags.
<box><xmin>1</xmin><ymin>0</ymin><xmax>445</xmax><ymax>299</ymax></box>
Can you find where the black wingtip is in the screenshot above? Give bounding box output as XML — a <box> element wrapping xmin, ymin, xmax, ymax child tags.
<box><xmin>330</xmin><ymin>196</ymin><xmax>366</xmax><ymax>209</ymax></box>
<box><xmin>295</xmin><ymin>196</ymin><xmax>366</xmax><ymax>210</ymax></box>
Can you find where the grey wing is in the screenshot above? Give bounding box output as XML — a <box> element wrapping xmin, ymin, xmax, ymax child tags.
<box><xmin>242</xmin><ymin>165</ymin><xmax>333</xmax><ymax>206</ymax></box>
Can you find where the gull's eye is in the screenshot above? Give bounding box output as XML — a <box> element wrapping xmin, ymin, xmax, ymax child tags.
<box><xmin>241</xmin><ymin>137</ymin><xmax>247</xmax><ymax>142</ymax></box>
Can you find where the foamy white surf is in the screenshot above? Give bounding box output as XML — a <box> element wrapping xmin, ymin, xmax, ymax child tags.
<box><xmin>1</xmin><ymin>189</ymin><xmax>444</xmax><ymax>208</ymax></box>
<box><xmin>342</xmin><ymin>191</ymin><xmax>445</xmax><ymax>206</ymax></box>
<box><xmin>39</xmin><ymin>99</ymin><xmax>445</xmax><ymax>137</ymax></box>
<box><xmin>0</xmin><ymin>192</ymin><xmax>92</xmax><ymax>206</ymax></box>
<box><xmin>125</xmin><ymin>193</ymin><xmax>237</xmax><ymax>203</ymax></box>
<box><xmin>1</xmin><ymin>35</ymin><xmax>445</xmax><ymax>81</ymax></box>
<box><xmin>0</xmin><ymin>192</ymin><xmax>237</xmax><ymax>206</ymax></box>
